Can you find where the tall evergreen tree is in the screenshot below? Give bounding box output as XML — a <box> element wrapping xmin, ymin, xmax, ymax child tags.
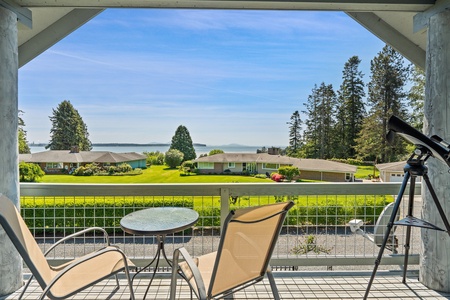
<box><xmin>18</xmin><ymin>110</ymin><xmax>31</xmax><ymax>154</ymax></box>
<box><xmin>169</xmin><ymin>125</ymin><xmax>196</xmax><ymax>161</ymax></box>
<box><xmin>355</xmin><ymin>45</ymin><xmax>409</xmax><ymax>162</ymax></box>
<box><xmin>408</xmin><ymin>65</ymin><xmax>425</xmax><ymax>130</ymax></box>
<box><xmin>286</xmin><ymin>110</ymin><xmax>303</xmax><ymax>157</ymax></box>
<box><xmin>302</xmin><ymin>83</ymin><xmax>337</xmax><ymax>159</ymax></box>
<box><xmin>302</xmin><ymin>85</ymin><xmax>321</xmax><ymax>158</ymax></box>
<box><xmin>46</xmin><ymin>100</ymin><xmax>92</xmax><ymax>151</ymax></box>
<box><xmin>336</xmin><ymin>56</ymin><xmax>366</xmax><ymax>158</ymax></box>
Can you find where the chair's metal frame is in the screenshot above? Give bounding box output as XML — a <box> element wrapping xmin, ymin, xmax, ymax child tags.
<box><xmin>0</xmin><ymin>195</ymin><xmax>135</xmax><ymax>300</ymax></box>
<box><xmin>170</xmin><ymin>201</ymin><xmax>294</xmax><ymax>300</ymax></box>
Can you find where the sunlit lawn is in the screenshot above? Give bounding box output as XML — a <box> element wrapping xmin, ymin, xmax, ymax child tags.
<box><xmin>354</xmin><ymin>165</ymin><xmax>378</xmax><ymax>179</ymax></box>
<box><xmin>41</xmin><ymin>164</ymin><xmax>374</xmax><ymax>183</ymax></box>
<box><xmin>40</xmin><ymin>165</ymin><xmax>274</xmax><ymax>183</ymax></box>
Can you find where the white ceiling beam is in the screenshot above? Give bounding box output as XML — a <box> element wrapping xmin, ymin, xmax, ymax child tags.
<box><xmin>414</xmin><ymin>0</ymin><xmax>450</xmax><ymax>32</ymax></box>
<box><xmin>18</xmin><ymin>8</ymin><xmax>103</xmax><ymax>67</ymax></box>
<box><xmin>0</xmin><ymin>0</ymin><xmax>32</xmax><ymax>28</ymax></box>
<box><xmin>347</xmin><ymin>11</ymin><xmax>426</xmax><ymax>68</ymax></box>
<box><xmin>15</xmin><ymin>0</ymin><xmax>434</xmax><ymax>12</ymax></box>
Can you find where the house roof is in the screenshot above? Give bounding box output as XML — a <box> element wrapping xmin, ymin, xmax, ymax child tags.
<box><xmin>292</xmin><ymin>158</ymin><xmax>357</xmax><ymax>173</ymax></box>
<box><xmin>19</xmin><ymin>150</ymin><xmax>146</xmax><ymax>164</ymax></box>
<box><xmin>195</xmin><ymin>153</ymin><xmax>357</xmax><ymax>173</ymax></box>
<box><xmin>376</xmin><ymin>161</ymin><xmax>407</xmax><ymax>172</ymax></box>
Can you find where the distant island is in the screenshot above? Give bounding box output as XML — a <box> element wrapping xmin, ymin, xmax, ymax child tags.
<box><xmin>93</xmin><ymin>143</ymin><xmax>207</xmax><ymax>147</ymax></box>
<box><xmin>29</xmin><ymin>142</ymin><xmax>207</xmax><ymax>147</ymax></box>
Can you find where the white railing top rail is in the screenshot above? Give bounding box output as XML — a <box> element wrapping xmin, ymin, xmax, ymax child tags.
<box><xmin>20</xmin><ymin>182</ymin><xmax>420</xmax><ymax>197</ymax></box>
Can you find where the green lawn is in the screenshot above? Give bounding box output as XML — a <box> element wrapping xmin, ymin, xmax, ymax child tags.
<box><xmin>354</xmin><ymin>165</ymin><xmax>378</xmax><ymax>179</ymax></box>
<box><xmin>40</xmin><ymin>164</ymin><xmax>376</xmax><ymax>183</ymax></box>
<box><xmin>40</xmin><ymin>165</ymin><xmax>274</xmax><ymax>183</ymax></box>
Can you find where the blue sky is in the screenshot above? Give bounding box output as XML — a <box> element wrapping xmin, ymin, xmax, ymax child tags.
<box><xmin>19</xmin><ymin>9</ymin><xmax>385</xmax><ymax>147</ymax></box>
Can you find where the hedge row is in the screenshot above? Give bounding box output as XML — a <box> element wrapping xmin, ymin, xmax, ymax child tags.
<box><xmin>21</xmin><ymin>195</ymin><xmax>391</xmax><ymax>235</ymax></box>
<box><xmin>21</xmin><ymin>197</ymin><xmax>194</xmax><ymax>235</ymax></box>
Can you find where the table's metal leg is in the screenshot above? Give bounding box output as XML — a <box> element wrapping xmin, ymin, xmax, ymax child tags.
<box><xmin>160</xmin><ymin>236</ymin><xmax>173</xmax><ymax>268</ymax></box>
<box><xmin>131</xmin><ymin>237</ymin><xmax>160</xmax><ymax>284</ymax></box>
<box><xmin>132</xmin><ymin>235</ymin><xmax>172</xmax><ymax>300</ymax></box>
<box><xmin>142</xmin><ymin>238</ymin><xmax>162</xmax><ymax>300</ymax></box>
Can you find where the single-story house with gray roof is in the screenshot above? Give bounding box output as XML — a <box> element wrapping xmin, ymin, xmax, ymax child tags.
<box><xmin>375</xmin><ymin>161</ymin><xmax>417</xmax><ymax>183</ymax></box>
<box><xmin>19</xmin><ymin>150</ymin><xmax>147</xmax><ymax>174</ymax></box>
<box><xmin>194</xmin><ymin>153</ymin><xmax>356</xmax><ymax>182</ymax></box>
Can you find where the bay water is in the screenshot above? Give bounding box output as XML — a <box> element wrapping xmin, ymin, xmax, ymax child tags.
<box><xmin>28</xmin><ymin>144</ymin><xmax>281</xmax><ymax>156</ymax></box>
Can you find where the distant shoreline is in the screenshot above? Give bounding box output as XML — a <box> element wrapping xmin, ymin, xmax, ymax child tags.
<box><xmin>29</xmin><ymin>142</ymin><xmax>208</xmax><ymax>147</ymax></box>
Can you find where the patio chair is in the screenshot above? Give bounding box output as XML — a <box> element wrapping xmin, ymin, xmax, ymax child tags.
<box><xmin>170</xmin><ymin>201</ymin><xmax>294</xmax><ymax>300</ymax></box>
<box><xmin>348</xmin><ymin>202</ymin><xmax>400</xmax><ymax>253</ymax></box>
<box><xmin>0</xmin><ymin>194</ymin><xmax>135</xmax><ymax>300</ymax></box>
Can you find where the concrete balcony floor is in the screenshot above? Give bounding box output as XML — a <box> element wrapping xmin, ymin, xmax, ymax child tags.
<box><xmin>4</xmin><ymin>270</ymin><xmax>450</xmax><ymax>300</ymax></box>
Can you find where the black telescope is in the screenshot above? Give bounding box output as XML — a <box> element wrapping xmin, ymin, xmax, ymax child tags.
<box><xmin>387</xmin><ymin>115</ymin><xmax>450</xmax><ymax>168</ymax></box>
<box><xmin>365</xmin><ymin>116</ymin><xmax>450</xmax><ymax>299</ymax></box>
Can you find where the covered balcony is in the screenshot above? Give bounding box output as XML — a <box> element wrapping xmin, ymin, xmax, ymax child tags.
<box><xmin>2</xmin><ymin>1</ymin><xmax>450</xmax><ymax>298</ymax></box>
<box><xmin>3</xmin><ymin>181</ymin><xmax>450</xmax><ymax>299</ymax></box>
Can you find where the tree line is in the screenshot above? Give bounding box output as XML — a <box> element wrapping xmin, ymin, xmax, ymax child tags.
<box><xmin>19</xmin><ymin>44</ymin><xmax>425</xmax><ymax>166</ymax></box>
<box><xmin>286</xmin><ymin>45</ymin><xmax>425</xmax><ymax>164</ymax></box>
<box><xmin>19</xmin><ymin>100</ymin><xmax>198</xmax><ymax>169</ymax></box>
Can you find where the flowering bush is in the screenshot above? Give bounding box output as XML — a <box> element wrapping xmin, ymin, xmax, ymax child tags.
<box><xmin>74</xmin><ymin>163</ymin><xmax>136</xmax><ymax>176</ymax></box>
<box><xmin>270</xmin><ymin>172</ymin><xmax>285</xmax><ymax>182</ymax></box>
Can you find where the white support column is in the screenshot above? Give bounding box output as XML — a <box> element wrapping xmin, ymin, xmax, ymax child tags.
<box><xmin>0</xmin><ymin>6</ymin><xmax>22</xmax><ymax>296</ymax></box>
<box><xmin>421</xmin><ymin>9</ymin><xmax>450</xmax><ymax>292</ymax></box>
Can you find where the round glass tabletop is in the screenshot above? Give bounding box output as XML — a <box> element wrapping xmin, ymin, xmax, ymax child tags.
<box><xmin>120</xmin><ymin>207</ymin><xmax>199</xmax><ymax>235</ymax></box>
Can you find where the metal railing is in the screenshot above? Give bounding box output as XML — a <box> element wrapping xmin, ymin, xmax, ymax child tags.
<box><xmin>20</xmin><ymin>182</ymin><xmax>421</xmax><ymax>269</ymax></box>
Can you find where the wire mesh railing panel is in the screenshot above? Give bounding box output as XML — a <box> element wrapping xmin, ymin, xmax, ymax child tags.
<box><xmin>20</xmin><ymin>182</ymin><xmax>422</xmax><ymax>268</ymax></box>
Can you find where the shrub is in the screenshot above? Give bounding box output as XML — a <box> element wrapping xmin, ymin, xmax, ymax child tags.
<box><xmin>208</xmin><ymin>149</ymin><xmax>224</xmax><ymax>156</ymax></box>
<box><xmin>254</xmin><ymin>174</ymin><xmax>267</xmax><ymax>179</ymax></box>
<box><xmin>73</xmin><ymin>166</ymin><xmax>86</xmax><ymax>176</ymax></box>
<box><xmin>278</xmin><ymin>166</ymin><xmax>300</xmax><ymax>181</ymax></box>
<box><xmin>73</xmin><ymin>163</ymin><xmax>134</xmax><ymax>176</ymax></box>
<box><xmin>165</xmin><ymin>149</ymin><xmax>184</xmax><ymax>168</ymax></box>
<box><xmin>19</xmin><ymin>162</ymin><xmax>45</xmax><ymax>182</ymax></box>
<box><xmin>144</xmin><ymin>151</ymin><xmax>165</xmax><ymax>166</ymax></box>
<box><xmin>180</xmin><ymin>160</ymin><xmax>196</xmax><ymax>175</ymax></box>
<box><xmin>107</xmin><ymin>166</ymin><xmax>117</xmax><ymax>174</ymax></box>
<box><xmin>117</xmin><ymin>163</ymin><xmax>132</xmax><ymax>173</ymax></box>
<box><xmin>330</xmin><ymin>158</ymin><xmax>366</xmax><ymax>166</ymax></box>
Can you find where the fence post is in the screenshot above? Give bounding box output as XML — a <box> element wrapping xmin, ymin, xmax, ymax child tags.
<box><xmin>220</xmin><ymin>188</ymin><xmax>230</xmax><ymax>232</ymax></box>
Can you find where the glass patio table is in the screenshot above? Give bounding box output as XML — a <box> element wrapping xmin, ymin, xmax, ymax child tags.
<box><xmin>120</xmin><ymin>207</ymin><xmax>199</xmax><ymax>299</ymax></box>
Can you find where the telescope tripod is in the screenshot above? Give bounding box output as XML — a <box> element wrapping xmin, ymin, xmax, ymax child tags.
<box><xmin>364</xmin><ymin>149</ymin><xmax>450</xmax><ymax>299</ymax></box>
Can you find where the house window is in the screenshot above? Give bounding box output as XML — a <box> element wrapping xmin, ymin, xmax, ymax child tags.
<box><xmin>198</xmin><ymin>162</ymin><xmax>214</xmax><ymax>169</ymax></box>
<box><xmin>345</xmin><ymin>173</ymin><xmax>352</xmax><ymax>182</ymax></box>
<box><xmin>46</xmin><ymin>162</ymin><xmax>63</xmax><ymax>169</ymax></box>
<box><xmin>262</xmin><ymin>163</ymin><xmax>279</xmax><ymax>170</ymax></box>
<box><xmin>228</xmin><ymin>162</ymin><xmax>235</xmax><ymax>168</ymax></box>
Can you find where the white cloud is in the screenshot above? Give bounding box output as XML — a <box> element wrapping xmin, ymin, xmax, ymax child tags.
<box><xmin>19</xmin><ymin>9</ymin><xmax>384</xmax><ymax>146</ymax></box>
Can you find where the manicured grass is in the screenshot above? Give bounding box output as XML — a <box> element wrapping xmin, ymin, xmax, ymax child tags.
<box><xmin>40</xmin><ymin>165</ymin><xmax>274</xmax><ymax>183</ymax></box>
<box><xmin>354</xmin><ymin>165</ymin><xmax>379</xmax><ymax>179</ymax></box>
<box><xmin>40</xmin><ymin>164</ymin><xmax>378</xmax><ymax>183</ymax></box>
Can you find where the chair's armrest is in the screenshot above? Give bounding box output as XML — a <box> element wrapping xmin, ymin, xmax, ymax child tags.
<box><xmin>42</xmin><ymin>246</ymin><xmax>131</xmax><ymax>299</ymax></box>
<box><xmin>173</xmin><ymin>247</ymin><xmax>207</xmax><ymax>299</ymax></box>
<box><xmin>44</xmin><ymin>227</ymin><xmax>110</xmax><ymax>256</ymax></box>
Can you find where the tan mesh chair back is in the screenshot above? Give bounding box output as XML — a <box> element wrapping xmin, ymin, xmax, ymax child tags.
<box><xmin>0</xmin><ymin>195</ymin><xmax>53</xmax><ymax>287</ymax></box>
<box><xmin>209</xmin><ymin>201</ymin><xmax>294</xmax><ymax>298</ymax></box>
<box><xmin>0</xmin><ymin>194</ymin><xmax>135</xmax><ymax>300</ymax></box>
<box><xmin>170</xmin><ymin>201</ymin><xmax>294</xmax><ymax>300</ymax></box>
